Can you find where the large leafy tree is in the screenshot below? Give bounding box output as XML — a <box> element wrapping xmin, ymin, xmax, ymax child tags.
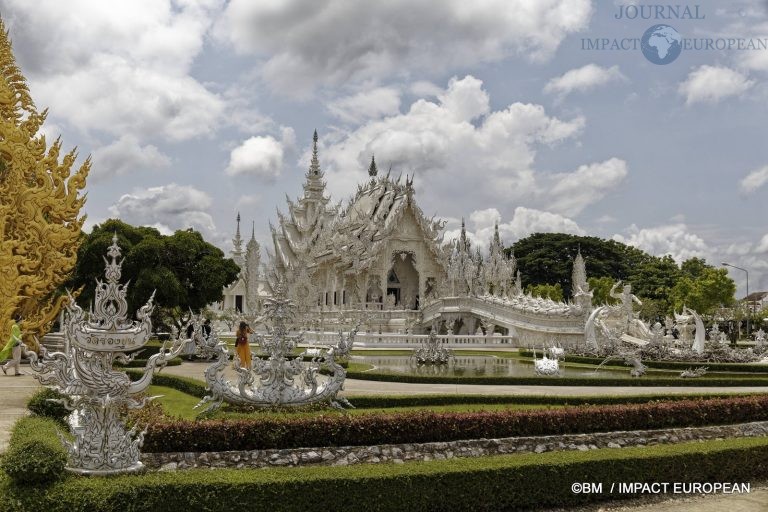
<box><xmin>509</xmin><ymin>233</ymin><xmax>652</xmax><ymax>299</ymax></box>
<box><xmin>525</xmin><ymin>283</ymin><xmax>564</xmax><ymax>302</ymax></box>
<box><xmin>670</xmin><ymin>263</ymin><xmax>735</xmax><ymax>315</ymax></box>
<box><xmin>67</xmin><ymin>219</ymin><xmax>240</xmax><ymax>330</ymax></box>
<box><xmin>509</xmin><ymin>233</ymin><xmax>735</xmax><ymax>317</ymax></box>
<box><xmin>627</xmin><ymin>255</ymin><xmax>681</xmax><ymax>313</ymax></box>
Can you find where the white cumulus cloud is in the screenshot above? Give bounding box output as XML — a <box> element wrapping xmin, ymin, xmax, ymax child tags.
<box><xmin>225</xmin><ymin>128</ymin><xmax>296</xmax><ymax>180</ymax></box>
<box><xmin>108</xmin><ymin>183</ymin><xmax>217</xmax><ymax>238</ymax></box>
<box><xmin>3</xmin><ymin>0</ymin><xmax>226</xmax><ymax>141</ymax></box>
<box><xmin>444</xmin><ymin>206</ymin><xmax>584</xmax><ymax>251</ymax></box>
<box><xmin>327</xmin><ymin>87</ymin><xmax>401</xmax><ymax>124</ymax></box>
<box><xmin>612</xmin><ymin>223</ymin><xmax>708</xmax><ymax>262</ymax></box>
<box><xmin>679</xmin><ymin>65</ymin><xmax>754</xmax><ymax>105</ymax></box>
<box><xmin>544</xmin><ymin>64</ymin><xmax>627</xmax><ymax>100</ymax></box>
<box><xmin>739</xmin><ymin>165</ymin><xmax>768</xmax><ymax>194</ymax></box>
<box><xmin>317</xmin><ymin>75</ymin><xmax>626</xmax><ymax>219</ymax></box>
<box><xmin>91</xmin><ymin>135</ymin><xmax>171</xmax><ymax>182</ymax></box>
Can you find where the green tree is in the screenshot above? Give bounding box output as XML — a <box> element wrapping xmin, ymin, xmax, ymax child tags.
<box><xmin>627</xmin><ymin>255</ymin><xmax>681</xmax><ymax>314</ymax></box>
<box><xmin>509</xmin><ymin>233</ymin><xmax>652</xmax><ymax>299</ymax></box>
<box><xmin>587</xmin><ymin>276</ymin><xmax>619</xmax><ymax>305</ymax></box>
<box><xmin>67</xmin><ymin>219</ymin><xmax>240</xmax><ymax>330</ymax></box>
<box><xmin>670</xmin><ymin>266</ymin><xmax>735</xmax><ymax>315</ymax></box>
<box><xmin>525</xmin><ymin>283</ymin><xmax>564</xmax><ymax>302</ymax></box>
<box><xmin>680</xmin><ymin>257</ymin><xmax>709</xmax><ymax>279</ymax></box>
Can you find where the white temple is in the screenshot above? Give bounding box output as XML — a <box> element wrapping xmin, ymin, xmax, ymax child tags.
<box><xmin>218</xmin><ymin>131</ymin><xmax>594</xmax><ymax>346</ymax></box>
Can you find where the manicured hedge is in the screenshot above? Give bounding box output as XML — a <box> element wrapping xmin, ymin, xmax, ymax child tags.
<box><xmin>347</xmin><ymin>391</ymin><xmax>762</xmax><ymax>409</ymax></box>
<box><xmin>2</xmin><ymin>437</ymin><xmax>768</xmax><ymax>511</ymax></box>
<box><xmin>143</xmin><ymin>395</ymin><xmax>768</xmax><ymax>452</ymax></box>
<box><xmin>519</xmin><ymin>350</ymin><xmax>768</xmax><ymax>373</ymax></box>
<box><xmin>344</xmin><ymin>369</ymin><xmax>768</xmax><ymax>386</ymax></box>
<box><xmin>26</xmin><ymin>387</ymin><xmax>70</xmax><ymax>425</ymax></box>
<box><xmin>0</xmin><ymin>417</ymin><xmax>68</xmax><ymax>485</ymax></box>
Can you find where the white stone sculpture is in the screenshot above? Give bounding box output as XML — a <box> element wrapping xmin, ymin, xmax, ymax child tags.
<box><xmin>680</xmin><ymin>366</ymin><xmax>708</xmax><ymax>378</ymax></box>
<box><xmin>684</xmin><ymin>307</ymin><xmax>706</xmax><ymax>355</ymax></box>
<box><xmin>756</xmin><ymin>329</ymin><xmax>766</xmax><ymax>350</ymax></box>
<box><xmin>195</xmin><ymin>280</ymin><xmax>357</xmax><ymax>414</ymax></box>
<box><xmin>533</xmin><ymin>347</ymin><xmax>560</xmax><ymax>376</ymax></box>
<box><xmin>411</xmin><ymin>330</ymin><xmax>453</xmax><ymax>365</ymax></box>
<box><xmin>25</xmin><ymin>235</ymin><xmax>184</xmax><ymax>475</ymax></box>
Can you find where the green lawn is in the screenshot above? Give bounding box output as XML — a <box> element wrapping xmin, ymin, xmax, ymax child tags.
<box><xmin>147</xmin><ymin>385</ymin><xmax>563</xmax><ymax>421</ymax></box>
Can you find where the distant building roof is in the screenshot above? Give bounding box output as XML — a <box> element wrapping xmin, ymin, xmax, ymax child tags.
<box><xmin>743</xmin><ymin>291</ymin><xmax>768</xmax><ymax>302</ymax></box>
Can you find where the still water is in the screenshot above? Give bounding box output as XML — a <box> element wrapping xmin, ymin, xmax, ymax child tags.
<box><xmin>350</xmin><ymin>355</ymin><xmax>636</xmax><ymax>379</ymax></box>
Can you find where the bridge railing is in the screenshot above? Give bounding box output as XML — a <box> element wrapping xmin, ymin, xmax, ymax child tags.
<box><xmin>302</xmin><ymin>331</ymin><xmax>516</xmax><ymax>348</ymax></box>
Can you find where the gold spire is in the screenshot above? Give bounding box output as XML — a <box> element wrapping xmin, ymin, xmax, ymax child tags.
<box><xmin>0</xmin><ymin>18</ymin><xmax>90</xmax><ymax>350</ymax></box>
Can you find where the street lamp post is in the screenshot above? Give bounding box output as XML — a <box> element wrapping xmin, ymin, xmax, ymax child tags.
<box><xmin>722</xmin><ymin>262</ymin><xmax>750</xmax><ymax>341</ymax></box>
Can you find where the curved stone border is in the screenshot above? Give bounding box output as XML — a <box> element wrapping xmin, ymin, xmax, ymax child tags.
<box><xmin>142</xmin><ymin>420</ymin><xmax>768</xmax><ymax>471</ymax></box>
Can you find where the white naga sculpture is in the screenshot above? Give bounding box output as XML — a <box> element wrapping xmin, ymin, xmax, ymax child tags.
<box><xmin>195</xmin><ymin>280</ymin><xmax>358</xmax><ymax>413</ymax></box>
<box><xmin>25</xmin><ymin>236</ymin><xmax>184</xmax><ymax>475</ymax></box>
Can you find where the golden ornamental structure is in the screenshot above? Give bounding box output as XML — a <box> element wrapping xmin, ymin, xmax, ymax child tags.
<box><xmin>0</xmin><ymin>19</ymin><xmax>89</xmax><ymax>350</ymax></box>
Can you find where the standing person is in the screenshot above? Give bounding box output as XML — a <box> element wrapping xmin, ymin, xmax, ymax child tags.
<box><xmin>0</xmin><ymin>322</ymin><xmax>23</xmax><ymax>376</ymax></box>
<box><xmin>202</xmin><ymin>319</ymin><xmax>212</xmax><ymax>339</ymax></box>
<box><xmin>235</xmin><ymin>321</ymin><xmax>253</xmax><ymax>369</ymax></box>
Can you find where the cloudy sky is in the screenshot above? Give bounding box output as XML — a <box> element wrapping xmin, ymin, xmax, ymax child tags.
<box><xmin>3</xmin><ymin>0</ymin><xmax>768</xmax><ymax>294</ymax></box>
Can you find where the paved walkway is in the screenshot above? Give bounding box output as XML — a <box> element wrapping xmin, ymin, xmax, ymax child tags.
<box><xmin>591</xmin><ymin>487</ymin><xmax>768</xmax><ymax>512</ymax></box>
<box><xmin>0</xmin><ymin>370</ymin><xmax>40</xmax><ymax>451</ymax></box>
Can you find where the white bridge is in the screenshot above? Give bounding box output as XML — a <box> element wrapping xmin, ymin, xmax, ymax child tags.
<box><xmin>301</xmin><ymin>294</ymin><xmax>588</xmax><ymax>348</ymax></box>
<box><xmin>420</xmin><ymin>295</ymin><xmax>587</xmax><ymax>346</ymax></box>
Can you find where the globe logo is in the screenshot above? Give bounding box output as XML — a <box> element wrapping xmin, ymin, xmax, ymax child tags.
<box><xmin>641</xmin><ymin>24</ymin><xmax>682</xmax><ymax>65</ymax></box>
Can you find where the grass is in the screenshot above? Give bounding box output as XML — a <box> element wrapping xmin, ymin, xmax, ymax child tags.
<box><xmin>148</xmin><ymin>385</ymin><xmax>563</xmax><ymax>421</ymax></box>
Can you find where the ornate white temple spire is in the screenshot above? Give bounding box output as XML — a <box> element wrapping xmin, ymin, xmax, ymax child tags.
<box><xmin>308</xmin><ymin>129</ymin><xmax>321</xmax><ymax>177</ymax></box>
<box><xmin>245</xmin><ymin>221</ymin><xmax>261</xmax><ymax>313</ymax></box>
<box><xmin>303</xmin><ymin>129</ymin><xmax>327</xmax><ymax>202</ymax></box>
<box><xmin>368</xmin><ymin>154</ymin><xmax>378</xmax><ymax>177</ymax></box>
<box><xmin>233</xmin><ymin>212</ymin><xmax>243</xmax><ymax>251</ymax></box>
<box><xmin>571</xmin><ymin>246</ymin><xmax>589</xmax><ymax>296</ymax></box>
<box><xmin>231</xmin><ymin>213</ymin><xmax>244</xmax><ymax>267</ymax></box>
<box><xmin>459</xmin><ymin>218</ymin><xmax>471</xmax><ymax>252</ymax></box>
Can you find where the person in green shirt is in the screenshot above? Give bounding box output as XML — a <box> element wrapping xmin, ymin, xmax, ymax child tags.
<box><xmin>0</xmin><ymin>322</ymin><xmax>23</xmax><ymax>376</ymax></box>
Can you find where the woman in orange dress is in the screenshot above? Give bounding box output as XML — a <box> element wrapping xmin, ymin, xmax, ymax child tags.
<box><xmin>234</xmin><ymin>321</ymin><xmax>253</xmax><ymax>369</ymax></box>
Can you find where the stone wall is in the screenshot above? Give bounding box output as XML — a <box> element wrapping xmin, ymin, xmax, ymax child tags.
<box><xmin>142</xmin><ymin>420</ymin><xmax>768</xmax><ymax>471</ymax></box>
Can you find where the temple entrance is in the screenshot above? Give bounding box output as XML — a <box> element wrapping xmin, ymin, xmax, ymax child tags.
<box><xmin>387</xmin><ymin>252</ymin><xmax>419</xmax><ymax>309</ymax></box>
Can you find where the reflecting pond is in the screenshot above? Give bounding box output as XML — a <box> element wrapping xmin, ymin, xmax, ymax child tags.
<box><xmin>350</xmin><ymin>354</ymin><xmax>646</xmax><ymax>379</ymax></box>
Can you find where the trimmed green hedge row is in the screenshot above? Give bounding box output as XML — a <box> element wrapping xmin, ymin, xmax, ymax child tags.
<box><xmin>143</xmin><ymin>395</ymin><xmax>768</xmax><ymax>452</ymax></box>
<box><xmin>519</xmin><ymin>349</ymin><xmax>768</xmax><ymax>373</ymax></box>
<box><xmin>2</xmin><ymin>437</ymin><xmax>768</xmax><ymax>511</ymax></box>
<box><xmin>347</xmin><ymin>391</ymin><xmax>762</xmax><ymax>409</ymax></box>
<box><xmin>344</xmin><ymin>369</ymin><xmax>768</xmax><ymax>386</ymax></box>
<box><xmin>26</xmin><ymin>388</ymin><xmax>69</xmax><ymax>425</ymax></box>
<box><xmin>0</xmin><ymin>417</ymin><xmax>68</xmax><ymax>485</ymax></box>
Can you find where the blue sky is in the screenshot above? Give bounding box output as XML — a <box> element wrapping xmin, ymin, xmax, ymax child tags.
<box><xmin>2</xmin><ymin>0</ymin><xmax>768</xmax><ymax>294</ymax></box>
